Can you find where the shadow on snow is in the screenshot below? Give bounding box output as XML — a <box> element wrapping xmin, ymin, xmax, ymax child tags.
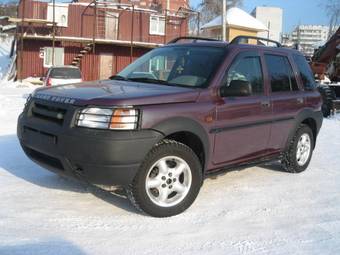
<box><xmin>0</xmin><ymin>238</ymin><xmax>86</xmax><ymax>255</ymax></box>
<box><xmin>0</xmin><ymin>134</ymin><xmax>139</xmax><ymax>214</ymax></box>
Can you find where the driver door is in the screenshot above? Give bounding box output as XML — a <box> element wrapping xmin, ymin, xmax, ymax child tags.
<box><xmin>212</xmin><ymin>51</ymin><xmax>272</xmax><ymax>165</ymax></box>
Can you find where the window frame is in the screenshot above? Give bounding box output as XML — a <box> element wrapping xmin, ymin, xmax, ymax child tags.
<box><xmin>43</xmin><ymin>47</ymin><xmax>65</xmax><ymax>68</ymax></box>
<box><xmin>220</xmin><ymin>51</ymin><xmax>265</xmax><ymax>97</ymax></box>
<box><xmin>47</xmin><ymin>4</ymin><xmax>69</xmax><ymax>27</ymax></box>
<box><xmin>149</xmin><ymin>15</ymin><xmax>166</xmax><ymax>36</ymax></box>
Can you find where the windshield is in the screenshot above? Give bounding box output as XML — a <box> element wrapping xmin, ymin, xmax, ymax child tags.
<box><xmin>117</xmin><ymin>46</ymin><xmax>226</xmax><ymax>88</ymax></box>
<box><xmin>50</xmin><ymin>68</ymin><xmax>82</xmax><ymax>79</ymax></box>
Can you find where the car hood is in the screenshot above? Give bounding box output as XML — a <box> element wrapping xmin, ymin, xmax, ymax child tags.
<box><xmin>33</xmin><ymin>80</ymin><xmax>200</xmax><ymax>106</ymax></box>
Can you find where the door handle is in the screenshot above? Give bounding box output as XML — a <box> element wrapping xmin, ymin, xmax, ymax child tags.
<box><xmin>261</xmin><ymin>100</ymin><xmax>271</xmax><ymax>108</ymax></box>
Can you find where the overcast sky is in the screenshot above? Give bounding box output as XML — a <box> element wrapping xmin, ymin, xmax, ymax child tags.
<box><xmin>190</xmin><ymin>0</ymin><xmax>331</xmax><ymax>33</ymax></box>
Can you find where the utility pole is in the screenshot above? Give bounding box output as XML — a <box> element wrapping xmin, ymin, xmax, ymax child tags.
<box><xmin>130</xmin><ymin>3</ymin><xmax>135</xmax><ymax>63</ymax></box>
<box><xmin>267</xmin><ymin>21</ymin><xmax>271</xmax><ymax>45</ymax></box>
<box><xmin>166</xmin><ymin>0</ymin><xmax>170</xmax><ymax>11</ymax></box>
<box><xmin>52</xmin><ymin>0</ymin><xmax>55</xmax><ymax>66</ymax></box>
<box><xmin>19</xmin><ymin>0</ymin><xmax>25</xmax><ymax>81</ymax></box>
<box><xmin>222</xmin><ymin>0</ymin><xmax>227</xmax><ymax>41</ymax></box>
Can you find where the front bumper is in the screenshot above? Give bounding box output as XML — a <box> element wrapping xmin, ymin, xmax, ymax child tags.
<box><xmin>17</xmin><ymin>100</ymin><xmax>163</xmax><ymax>186</ymax></box>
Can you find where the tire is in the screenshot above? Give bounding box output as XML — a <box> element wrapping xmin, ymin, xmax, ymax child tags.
<box><xmin>318</xmin><ymin>85</ymin><xmax>336</xmax><ymax>117</ymax></box>
<box><xmin>282</xmin><ymin>124</ymin><xmax>314</xmax><ymax>173</ymax></box>
<box><xmin>126</xmin><ymin>139</ymin><xmax>203</xmax><ymax>217</ymax></box>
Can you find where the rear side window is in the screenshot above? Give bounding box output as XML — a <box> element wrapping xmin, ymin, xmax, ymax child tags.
<box><xmin>293</xmin><ymin>54</ymin><xmax>316</xmax><ymax>90</ymax></box>
<box><xmin>50</xmin><ymin>68</ymin><xmax>81</xmax><ymax>79</ymax></box>
<box><xmin>265</xmin><ymin>54</ymin><xmax>299</xmax><ymax>92</ymax></box>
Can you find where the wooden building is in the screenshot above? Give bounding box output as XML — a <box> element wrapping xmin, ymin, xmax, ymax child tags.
<box><xmin>16</xmin><ymin>0</ymin><xmax>190</xmax><ymax>81</ymax></box>
<box><xmin>201</xmin><ymin>7</ymin><xmax>268</xmax><ymax>42</ymax></box>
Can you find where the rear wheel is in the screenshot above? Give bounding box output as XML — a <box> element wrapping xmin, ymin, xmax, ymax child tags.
<box><xmin>282</xmin><ymin>124</ymin><xmax>314</xmax><ymax>173</ymax></box>
<box><xmin>126</xmin><ymin>139</ymin><xmax>202</xmax><ymax>217</ymax></box>
<box><xmin>318</xmin><ymin>85</ymin><xmax>336</xmax><ymax>117</ymax></box>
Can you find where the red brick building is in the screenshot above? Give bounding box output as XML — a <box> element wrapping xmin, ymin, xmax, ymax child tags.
<box><xmin>16</xmin><ymin>0</ymin><xmax>189</xmax><ymax>81</ymax></box>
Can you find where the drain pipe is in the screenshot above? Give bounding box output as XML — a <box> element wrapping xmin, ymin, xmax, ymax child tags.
<box><xmin>222</xmin><ymin>0</ymin><xmax>227</xmax><ymax>41</ymax></box>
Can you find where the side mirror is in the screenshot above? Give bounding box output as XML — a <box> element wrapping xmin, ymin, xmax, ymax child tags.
<box><xmin>219</xmin><ymin>80</ymin><xmax>252</xmax><ymax>97</ymax></box>
<box><xmin>39</xmin><ymin>77</ymin><xmax>44</xmax><ymax>81</ymax></box>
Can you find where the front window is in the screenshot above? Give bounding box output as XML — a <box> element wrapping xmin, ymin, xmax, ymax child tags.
<box><xmin>116</xmin><ymin>46</ymin><xmax>226</xmax><ymax>88</ymax></box>
<box><xmin>222</xmin><ymin>53</ymin><xmax>264</xmax><ymax>95</ymax></box>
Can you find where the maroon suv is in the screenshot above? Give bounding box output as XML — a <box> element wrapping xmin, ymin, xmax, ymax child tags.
<box><xmin>18</xmin><ymin>36</ymin><xmax>323</xmax><ymax>217</ymax></box>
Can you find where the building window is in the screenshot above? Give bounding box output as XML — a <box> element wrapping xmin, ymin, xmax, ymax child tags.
<box><xmin>149</xmin><ymin>15</ymin><xmax>165</xmax><ymax>35</ymax></box>
<box><xmin>47</xmin><ymin>4</ymin><xmax>68</xmax><ymax>27</ymax></box>
<box><xmin>44</xmin><ymin>47</ymin><xmax>64</xmax><ymax>67</ymax></box>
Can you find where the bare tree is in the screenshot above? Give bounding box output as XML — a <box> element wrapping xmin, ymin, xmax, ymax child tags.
<box><xmin>0</xmin><ymin>1</ymin><xmax>17</xmax><ymax>17</ymax></box>
<box><xmin>198</xmin><ymin>0</ymin><xmax>243</xmax><ymax>24</ymax></box>
<box><xmin>322</xmin><ymin>0</ymin><xmax>340</xmax><ymax>38</ymax></box>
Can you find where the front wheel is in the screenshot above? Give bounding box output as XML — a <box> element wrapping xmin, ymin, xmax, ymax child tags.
<box><xmin>282</xmin><ymin>124</ymin><xmax>314</xmax><ymax>173</ymax></box>
<box><xmin>126</xmin><ymin>139</ymin><xmax>202</xmax><ymax>217</ymax></box>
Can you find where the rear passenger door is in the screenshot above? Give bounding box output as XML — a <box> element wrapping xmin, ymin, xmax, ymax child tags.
<box><xmin>213</xmin><ymin>51</ymin><xmax>272</xmax><ymax>165</ymax></box>
<box><xmin>264</xmin><ymin>53</ymin><xmax>304</xmax><ymax>151</ymax></box>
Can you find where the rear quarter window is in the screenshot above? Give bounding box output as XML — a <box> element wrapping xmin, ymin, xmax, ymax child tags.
<box><xmin>293</xmin><ymin>54</ymin><xmax>317</xmax><ymax>90</ymax></box>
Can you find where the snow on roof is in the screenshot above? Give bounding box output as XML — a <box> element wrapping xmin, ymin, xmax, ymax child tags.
<box><xmin>201</xmin><ymin>7</ymin><xmax>268</xmax><ymax>32</ymax></box>
<box><xmin>0</xmin><ymin>24</ymin><xmax>16</xmax><ymax>31</ymax></box>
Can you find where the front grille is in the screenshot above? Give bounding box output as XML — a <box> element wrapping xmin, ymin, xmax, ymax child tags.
<box><xmin>31</xmin><ymin>101</ymin><xmax>67</xmax><ymax>125</ymax></box>
<box><xmin>23</xmin><ymin>146</ymin><xmax>64</xmax><ymax>171</ymax></box>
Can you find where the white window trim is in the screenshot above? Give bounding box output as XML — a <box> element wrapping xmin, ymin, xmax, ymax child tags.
<box><xmin>47</xmin><ymin>4</ymin><xmax>69</xmax><ymax>27</ymax></box>
<box><xmin>43</xmin><ymin>47</ymin><xmax>64</xmax><ymax>68</ymax></box>
<box><xmin>149</xmin><ymin>15</ymin><xmax>165</xmax><ymax>36</ymax></box>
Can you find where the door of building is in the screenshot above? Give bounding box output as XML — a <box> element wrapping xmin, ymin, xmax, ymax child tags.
<box><xmin>99</xmin><ymin>53</ymin><xmax>113</xmax><ymax>79</ymax></box>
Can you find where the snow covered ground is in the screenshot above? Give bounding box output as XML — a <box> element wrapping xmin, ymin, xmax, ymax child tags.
<box><xmin>1</xmin><ymin>85</ymin><xmax>340</xmax><ymax>255</ymax></box>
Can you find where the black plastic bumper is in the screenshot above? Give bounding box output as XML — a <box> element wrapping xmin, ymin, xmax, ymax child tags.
<box><xmin>17</xmin><ymin>112</ymin><xmax>163</xmax><ymax>186</ymax></box>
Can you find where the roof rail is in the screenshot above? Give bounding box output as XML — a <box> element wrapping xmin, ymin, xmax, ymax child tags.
<box><xmin>230</xmin><ymin>36</ymin><xmax>282</xmax><ymax>48</ymax></box>
<box><xmin>168</xmin><ymin>36</ymin><xmax>221</xmax><ymax>44</ymax></box>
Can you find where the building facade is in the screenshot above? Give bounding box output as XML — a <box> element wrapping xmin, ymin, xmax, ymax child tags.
<box><xmin>77</xmin><ymin>0</ymin><xmax>189</xmax><ymax>12</ymax></box>
<box><xmin>201</xmin><ymin>7</ymin><xmax>268</xmax><ymax>42</ymax></box>
<box><xmin>251</xmin><ymin>6</ymin><xmax>283</xmax><ymax>43</ymax></box>
<box><xmin>16</xmin><ymin>0</ymin><xmax>189</xmax><ymax>81</ymax></box>
<box><xmin>291</xmin><ymin>25</ymin><xmax>329</xmax><ymax>57</ymax></box>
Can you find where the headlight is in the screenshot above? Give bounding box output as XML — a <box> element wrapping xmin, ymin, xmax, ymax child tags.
<box><xmin>76</xmin><ymin>107</ymin><xmax>139</xmax><ymax>130</ymax></box>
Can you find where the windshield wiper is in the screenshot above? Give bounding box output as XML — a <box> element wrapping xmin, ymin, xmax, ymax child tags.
<box><xmin>110</xmin><ymin>76</ymin><xmax>174</xmax><ymax>86</ymax></box>
<box><xmin>128</xmin><ymin>77</ymin><xmax>172</xmax><ymax>86</ymax></box>
<box><xmin>109</xmin><ymin>75</ymin><xmax>130</xmax><ymax>81</ymax></box>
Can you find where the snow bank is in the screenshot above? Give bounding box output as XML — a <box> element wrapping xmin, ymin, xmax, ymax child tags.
<box><xmin>0</xmin><ymin>85</ymin><xmax>340</xmax><ymax>254</ymax></box>
<box><xmin>0</xmin><ymin>36</ymin><xmax>13</xmax><ymax>81</ymax></box>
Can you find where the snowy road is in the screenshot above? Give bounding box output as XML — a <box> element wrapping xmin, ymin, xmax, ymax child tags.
<box><xmin>1</xmin><ymin>86</ymin><xmax>340</xmax><ymax>255</ymax></box>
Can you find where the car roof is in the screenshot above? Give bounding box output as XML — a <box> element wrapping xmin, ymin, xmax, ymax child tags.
<box><xmin>49</xmin><ymin>65</ymin><xmax>80</xmax><ymax>69</ymax></box>
<box><xmin>164</xmin><ymin>38</ymin><xmax>303</xmax><ymax>56</ymax></box>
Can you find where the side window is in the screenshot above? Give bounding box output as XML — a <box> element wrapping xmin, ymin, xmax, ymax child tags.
<box><xmin>293</xmin><ymin>54</ymin><xmax>317</xmax><ymax>90</ymax></box>
<box><xmin>223</xmin><ymin>55</ymin><xmax>264</xmax><ymax>95</ymax></box>
<box><xmin>265</xmin><ymin>54</ymin><xmax>299</xmax><ymax>92</ymax></box>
